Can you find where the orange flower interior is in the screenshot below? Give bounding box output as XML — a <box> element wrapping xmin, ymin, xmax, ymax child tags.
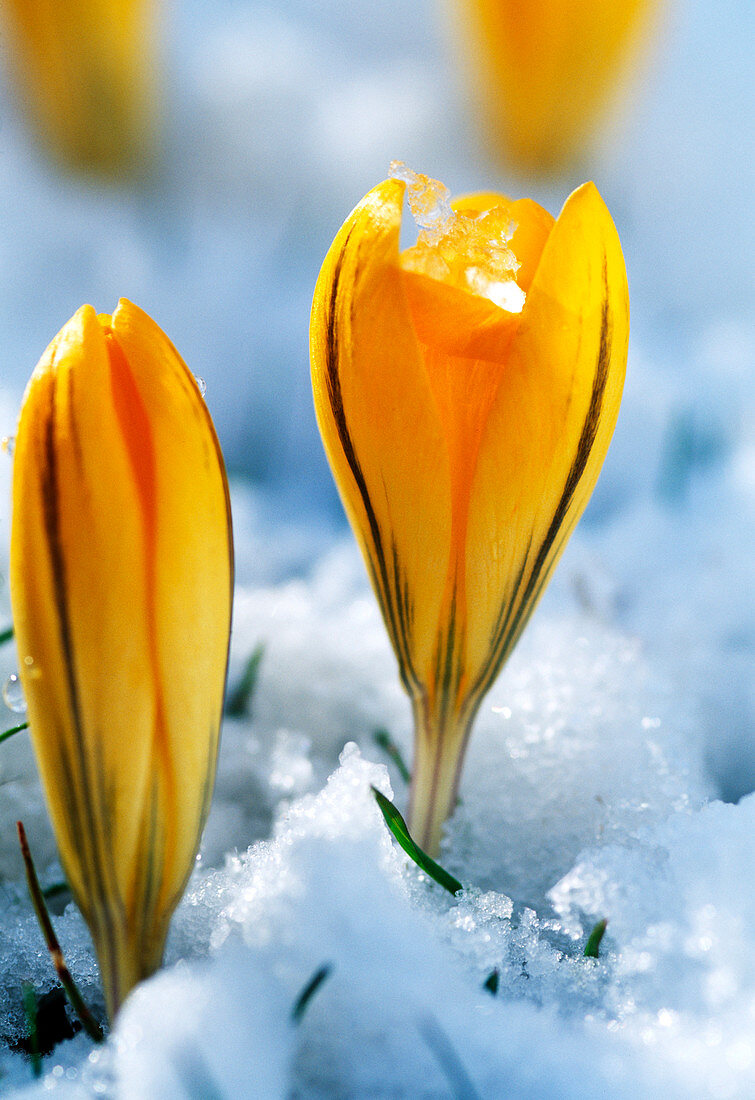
<box><xmin>393</xmin><ymin>165</ymin><xmax>555</xmax><ymax>706</ymax></box>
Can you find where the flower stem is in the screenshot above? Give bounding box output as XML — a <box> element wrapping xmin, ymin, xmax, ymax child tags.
<box><xmin>407</xmin><ymin>699</ymin><xmax>473</xmax><ymax>857</ymax></box>
<box><xmin>97</xmin><ymin>930</ymin><xmax>165</xmax><ymax>1024</ymax></box>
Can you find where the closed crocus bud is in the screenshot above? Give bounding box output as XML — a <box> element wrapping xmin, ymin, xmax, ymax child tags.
<box><xmin>455</xmin><ymin>0</ymin><xmax>659</xmax><ymax>172</ymax></box>
<box><xmin>10</xmin><ymin>301</ymin><xmax>233</xmax><ymax>1020</ymax></box>
<box><xmin>311</xmin><ymin>165</ymin><xmax>628</xmax><ymax>856</ymax></box>
<box><xmin>2</xmin><ymin>0</ymin><xmax>158</xmax><ymax>174</ymax></box>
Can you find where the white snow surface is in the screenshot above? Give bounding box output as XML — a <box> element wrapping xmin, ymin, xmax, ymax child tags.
<box><xmin>0</xmin><ymin>0</ymin><xmax>753</xmax><ymax>1095</ymax></box>
<box><xmin>0</xmin><ymin>473</ymin><xmax>752</xmax><ymax>1096</ymax></box>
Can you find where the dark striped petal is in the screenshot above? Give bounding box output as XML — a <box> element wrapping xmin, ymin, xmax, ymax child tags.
<box><xmin>311</xmin><ymin>173</ymin><xmax>628</xmax><ymax>856</ymax></box>
<box><xmin>10</xmin><ymin>302</ymin><xmax>232</xmax><ymax>1019</ymax></box>
<box><xmin>310</xmin><ymin>180</ymin><xmax>453</xmax><ymax>694</ymax></box>
<box><xmin>464</xmin><ymin>182</ymin><xmax>629</xmax><ymax>702</ymax></box>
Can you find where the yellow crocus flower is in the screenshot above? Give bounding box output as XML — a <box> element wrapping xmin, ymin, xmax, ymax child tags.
<box><xmin>10</xmin><ymin>301</ymin><xmax>233</xmax><ymax>1019</ymax></box>
<box><xmin>311</xmin><ymin>167</ymin><xmax>628</xmax><ymax>855</ymax></box>
<box><xmin>2</xmin><ymin>0</ymin><xmax>158</xmax><ymax>173</ymax></box>
<box><xmin>456</xmin><ymin>0</ymin><xmax>659</xmax><ymax>171</ymax></box>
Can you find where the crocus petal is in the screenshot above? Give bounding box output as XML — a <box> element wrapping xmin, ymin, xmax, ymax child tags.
<box><xmin>105</xmin><ymin>299</ymin><xmax>233</xmax><ymax>917</ymax></box>
<box><xmin>402</xmin><ymin>271</ymin><xmax>520</xmax><ymax>360</ymax></box>
<box><xmin>311</xmin><ymin>180</ymin><xmax>453</xmax><ymax>691</ymax></box>
<box><xmin>4</xmin><ymin>0</ymin><xmax>158</xmax><ymax>172</ymax></box>
<box><xmin>311</xmin><ymin>171</ymin><xmax>628</xmax><ymax>857</ymax></box>
<box><xmin>459</xmin><ymin>0</ymin><xmax>659</xmax><ymax>170</ymax></box>
<box><xmin>10</xmin><ymin>301</ymin><xmax>232</xmax><ymax>1017</ymax></box>
<box><xmin>397</xmin><ymin>191</ymin><xmax>558</xmax><ymax>720</ymax></box>
<box><xmin>463</xmin><ymin>182</ymin><xmax>629</xmax><ymax>701</ymax></box>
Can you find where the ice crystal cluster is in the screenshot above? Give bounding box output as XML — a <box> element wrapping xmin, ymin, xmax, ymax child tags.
<box><xmin>392</xmin><ymin>160</ymin><xmax>526</xmax><ymax>312</ymax></box>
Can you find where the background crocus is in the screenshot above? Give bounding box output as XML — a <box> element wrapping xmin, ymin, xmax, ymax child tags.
<box><xmin>1</xmin><ymin>0</ymin><xmax>158</xmax><ymax>173</ymax></box>
<box><xmin>454</xmin><ymin>0</ymin><xmax>660</xmax><ymax>172</ymax></box>
<box><xmin>311</xmin><ymin>168</ymin><xmax>629</xmax><ymax>855</ymax></box>
<box><xmin>10</xmin><ymin>300</ymin><xmax>233</xmax><ymax>1020</ymax></box>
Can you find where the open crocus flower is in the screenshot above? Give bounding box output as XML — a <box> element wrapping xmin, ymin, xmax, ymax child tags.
<box><xmin>2</xmin><ymin>0</ymin><xmax>158</xmax><ymax>173</ymax></box>
<box><xmin>456</xmin><ymin>0</ymin><xmax>659</xmax><ymax>171</ymax></box>
<box><xmin>10</xmin><ymin>301</ymin><xmax>233</xmax><ymax>1020</ymax></box>
<box><xmin>311</xmin><ymin>166</ymin><xmax>628</xmax><ymax>855</ymax></box>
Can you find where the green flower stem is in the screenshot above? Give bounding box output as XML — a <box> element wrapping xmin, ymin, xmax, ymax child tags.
<box><xmin>407</xmin><ymin>697</ymin><xmax>474</xmax><ymax>858</ymax></box>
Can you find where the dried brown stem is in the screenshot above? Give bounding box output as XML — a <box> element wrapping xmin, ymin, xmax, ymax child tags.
<box><xmin>16</xmin><ymin>821</ymin><xmax>104</xmax><ymax>1043</ymax></box>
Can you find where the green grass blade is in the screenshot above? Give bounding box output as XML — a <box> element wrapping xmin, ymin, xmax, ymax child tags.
<box><xmin>584</xmin><ymin>918</ymin><xmax>608</xmax><ymax>958</ymax></box>
<box><xmin>371</xmin><ymin>786</ymin><xmax>462</xmax><ymax>897</ymax></box>
<box><xmin>17</xmin><ymin>821</ymin><xmax>104</xmax><ymax>1043</ymax></box>
<box><xmin>41</xmin><ymin>882</ymin><xmax>69</xmax><ymax>902</ymax></box>
<box><xmin>0</xmin><ymin>721</ymin><xmax>28</xmax><ymax>745</ymax></box>
<box><xmin>0</xmin><ymin>625</ymin><xmax>13</xmax><ymax>647</ymax></box>
<box><xmin>22</xmin><ymin>983</ymin><xmax>42</xmax><ymax>1078</ymax></box>
<box><xmin>372</xmin><ymin>728</ymin><xmax>411</xmax><ymax>784</ymax></box>
<box><xmin>291</xmin><ymin>964</ymin><xmax>333</xmax><ymax>1024</ymax></box>
<box><xmin>225</xmin><ymin>643</ymin><xmax>265</xmax><ymax>718</ymax></box>
<box><xmin>483</xmin><ymin>968</ymin><xmax>499</xmax><ymax>995</ymax></box>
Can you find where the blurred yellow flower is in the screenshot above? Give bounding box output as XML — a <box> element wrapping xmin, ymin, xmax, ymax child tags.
<box><xmin>2</xmin><ymin>0</ymin><xmax>158</xmax><ymax>173</ymax></box>
<box><xmin>456</xmin><ymin>0</ymin><xmax>660</xmax><ymax>171</ymax></box>
<box><xmin>10</xmin><ymin>301</ymin><xmax>233</xmax><ymax>1019</ymax></box>
<box><xmin>311</xmin><ymin>166</ymin><xmax>628</xmax><ymax>855</ymax></box>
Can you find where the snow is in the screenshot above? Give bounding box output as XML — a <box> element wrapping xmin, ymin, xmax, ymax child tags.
<box><xmin>0</xmin><ymin>0</ymin><xmax>753</xmax><ymax>1096</ymax></box>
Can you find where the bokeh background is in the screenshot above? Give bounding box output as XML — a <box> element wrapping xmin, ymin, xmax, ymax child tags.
<box><xmin>0</xmin><ymin>0</ymin><xmax>751</xmax><ymax>509</ymax></box>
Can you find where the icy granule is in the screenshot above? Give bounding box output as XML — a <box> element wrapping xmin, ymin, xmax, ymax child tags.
<box><xmin>444</xmin><ymin>614</ymin><xmax>708</xmax><ymax>908</ymax></box>
<box><xmin>213</xmin><ymin>531</ymin><xmax>710</xmax><ymax>913</ymax></box>
<box><xmin>0</xmin><ymin>731</ymin><xmax>733</xmax><ymax>1098</ymax></box>
<box><xmin>550</xmin><ymin>795</ymin><xmax>755</xmax><ymax>1098</ymax></box>
<box><xmin>181</xmin><ymin>745</ymin><xmax>399</xmax><ymax>957</ymax></box>
<box><xmin>0</xmin><ymin>1032</ymin><xmax>108</xmax><ymax>1097</ymax></box>
<box><xmin>177</xmin><ymin>746</ymin><xmax>669</xmax><ymax>1099</ymax></box>
<box><xmin>391</xmin><ymin>161</ymin><xmax>526</xmax><ymax>313</ymax></box>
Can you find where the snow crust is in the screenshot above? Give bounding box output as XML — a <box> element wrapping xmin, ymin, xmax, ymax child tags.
<box><xmin>0</xmin><ymin>461</ymin><xmax>752</xmax><ymax>1095</ymax></box>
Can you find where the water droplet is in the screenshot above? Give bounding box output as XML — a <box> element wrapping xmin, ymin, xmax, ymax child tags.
<box><xmin>1</xmin><ymin>435</ymin><xmax>15</xmax><ymax>456</ymax></box>
<box><xmin>3</xmin><ymin>673</ymin><xmax>26</xmax><ymax>713</ymax></box>
<box><xmin>193</xmin><ymin>375</ymin><xmax>207</xmax><ymax>397</ymax></box>
<box><xmin>23</xmin><ymin>655</ymin><xmax>41</xmax><ymax>680</ymax></box>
